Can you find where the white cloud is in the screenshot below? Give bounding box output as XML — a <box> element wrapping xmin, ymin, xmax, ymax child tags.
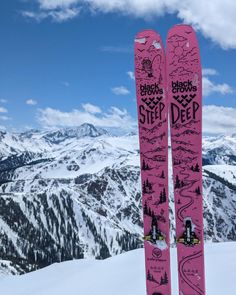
<box><xmin>202</xmin><ymin>68</ymin><xmax>218</xmax><ymax>76</ymax></box>
<box><xmin>21</xmin><ymin>1</ymin><xmax>236</xmax><ymax>49</ymax></box>
<box><xmin>0</xmin><ymin>116</ymin><xmax>10</xmax><ymax>121</ymax></box>
<box><xmin>176</xmin><ymin>1</ymin><xmax>236</xmax><ymax>49</ymax></box>
<box><xmin>202</xmin><ymin>77</ymin><xmax>234</xmax><ymax>97</ymax></box>
<box><xmin>203</xmin><ymin>105</ymin><xmax>236</xmax><ymax>134</ymax></box>
<box><xmin>127</xmin><ymin>71</ymin><xmax>135</xmax><ymax>80</ymax></box>
<box><xmin>82</xmin><ymin>103</ymin><xmax>102</xmax><ymax>114</ymax></box>
<box><xmin>38</xmin><ymin>0</ymin><xmax>78</xmax><ymax>10</ymax></box>
<box><xmin>37</xmin><ymin>103</ymin><xmax>236</xmax><ymax>135</ymax></box>
<box><xmin>0</xmin><ymin>107</ymin><xmax>8</xmax><ymax>113</ymax></box>
<box><xmin>0</xmin><ymin>125</ymin><xmax>6</xmax><ymax>131</ymax></box>
<box><xmin>0</xmin><ymin>99</ymin><xmax>7</xmax><ymax>104</ymax></box>
<box><xmin>22</xmin><ymin>11</ymin><xmax>44</xmax><ymax>22</ymax></box>
<box><xmin>37</xmin><ymin>104</ymin><xmax>136</xmax><ymax>132</ymax></box>
<box><xmin>202</xmin><ymin>68</ymin><xmax>234</xmax><ymax>97</ymax></box>
<box><xmin>26</xmin><ymin>99</ymin><xmax>38</xmax><ymax>106</ymax></box>
<box><xmin>111</xmin><ymin>86</ymin><xmax>130</xmax><ymax>95</ymax></box>
<box><xmin>22</xmin><ymin>6</ymin><xmax>80</xmax><ymax>22</ymax></box>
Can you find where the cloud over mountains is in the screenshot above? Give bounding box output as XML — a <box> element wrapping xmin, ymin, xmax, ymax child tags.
<box><xmin>22</xmin><ymin>0</ymin><xmax>236</xmax><ymax>49</ymax></box>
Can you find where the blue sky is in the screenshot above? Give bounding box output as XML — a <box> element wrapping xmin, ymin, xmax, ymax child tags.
<box><xmin>1</xmin><ymin>0</ymin><xmax>236</xmax><ymax>134</ymax></box>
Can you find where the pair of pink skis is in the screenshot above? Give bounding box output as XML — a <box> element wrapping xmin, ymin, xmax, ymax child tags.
<box><xmin>135</xmin><ymin>25</ymin><xmax>205</xmax><ymax>295</ymax></box>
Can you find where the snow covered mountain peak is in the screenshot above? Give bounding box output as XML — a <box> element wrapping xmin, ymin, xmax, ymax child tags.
<box><xmin>41</xmin><ymin>123</ymin><xmax>109</xmax><ymax>144</ymax></box>
<box><xmin>0</xmin><ymin>126</ymin><xmax>236</xmax><ymax>275</ymax></box>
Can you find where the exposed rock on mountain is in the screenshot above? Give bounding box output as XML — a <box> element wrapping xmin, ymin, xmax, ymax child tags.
<box><xmin>0</xmin><ymin>124</ymin><xmax>235</xmax><ymax>274</ymax></box>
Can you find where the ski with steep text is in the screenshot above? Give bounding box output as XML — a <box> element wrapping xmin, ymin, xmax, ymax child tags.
<box><xmin>166</xmin><ymin>24</ymin><xmax>206</xmax><ymax>295</ymax></box>
<box><xmin>135</xmin><ymin>29</ymin><xmax>171</xmax><ymax>295</ymax></box>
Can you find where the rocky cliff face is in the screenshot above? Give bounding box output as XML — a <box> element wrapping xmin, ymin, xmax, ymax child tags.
<box><xmin>0</xmin><ymin>124</ymin><xmax>235</xmax><ymax>274</ymax></box>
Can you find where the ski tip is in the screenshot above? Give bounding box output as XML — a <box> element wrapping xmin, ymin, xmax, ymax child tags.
<box><xmin>134</xmin><ymin>30</ymin><xmax>164</xmax><ymax>54</ymax></box>
<box><xmin>169</xmin><ymin>23</ymin><xmax>194</xmax><ymax>29</ymax></box>
<box><xmin>167</xmin><ymin>24</ymin><xmax>196</xmax><ymax>37</ymax></box>
<box><xmin>173</xmin><ymin>23</ymin><xmax>193</xmax><ymax>28</ymax></box>
<box><xmin>135</xmin><ymin>29</ymin><xmax>161</xmax><ymax>41</ymax></box>
<box><xmin>136</xmin><ymin>28</ymin><xmax>156</xmax><ymax>35</ymax></box>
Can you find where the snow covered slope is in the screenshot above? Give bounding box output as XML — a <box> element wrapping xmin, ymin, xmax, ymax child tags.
<box><xmin>204</xmin><ymin>164</ymin><xmax>236</xmax><ymax>186</ymax></box>
<box><xmin>1</xmin><ymin>242</ymin><xmax>235</xmax><ymax>295</ymax></box>
<box><xmin>0</xmin><ymin>124</ymin><xmax>236</xmax><ymax>274</ymax></box>
<box><xmin>202</xmin><ymin>134</ymin><xmax>236</xmax><ymax>165</ymax></box>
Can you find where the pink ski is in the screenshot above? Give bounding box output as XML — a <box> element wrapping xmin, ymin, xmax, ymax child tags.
<box><xmin>135</xmin><ymin>30</ymin><xmax>171</xmax><ymax>295</ymax></box>
<box><xmin>166</xmin><ymin>25</ymin><xmax>206</xmax><ymax>295</ymax></box>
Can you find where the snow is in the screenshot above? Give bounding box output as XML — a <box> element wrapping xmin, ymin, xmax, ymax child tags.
<box><xmin>0</xmin><ymin>242</ymin><xmax>235</xmax><ymax>295</ymax></box>
<box><xmin>0</xmin><ymin>260</ymin><xmax>21</xmax><ymax>276</ymax></box>
<box><xmin>1</xmin><ymin>125</ymin><xmax>236</xmax><ymax>283</ymax></box>
<box><xmin>204</xmin><ymin>164</ymin><xmax>236</xmax><ymax>185</ymax></box>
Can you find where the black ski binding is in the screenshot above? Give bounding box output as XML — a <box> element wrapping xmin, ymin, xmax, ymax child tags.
<box><xmin>177</xmin><ymin>219</ymin><xmax>200</xmax><ymax>246</ymax></box>
<box><xmin>144</xmin><ymin>216</ymin><xmax>165</xmax><ymax>243</ymax></box>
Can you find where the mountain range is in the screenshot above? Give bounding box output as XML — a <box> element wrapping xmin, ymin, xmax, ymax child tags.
<box><xmin>0</xmin><ymin>123</ymin><xmax>236</xmax><ymax>275</ymax></box>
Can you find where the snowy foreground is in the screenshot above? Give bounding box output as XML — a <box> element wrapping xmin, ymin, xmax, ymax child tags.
<box><xmin>0</xmin><ymin>242</ymin><xmax>235</xmax><ymax>295</ymax></box>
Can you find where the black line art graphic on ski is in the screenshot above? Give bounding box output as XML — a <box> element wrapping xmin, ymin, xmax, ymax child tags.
<box><xmin>173</xmin><ymin>156</ymin><xmax>198</xmax><ymax>166</ymax></box>
<box><xmin>173</xmin><ymin>94</ymin><xmax>196</xmax><ymax>108</ymax></box>
<box><xmin>174</xmin><ymin>174</ymin><xmax>186</xmax><ymax>189</ymax></box>
<box><xmin>141</xmin><ymin>160</ymin><xmax>163</xmax><ymax>172</ymax></box>
<box><xmin>141</xmin><ymin>152</ymin><xmax>166</xmax><ymax>163</ymax></box>
<box><xmin>142</xmin><ymin>58</ymin><xmax>154</xmax><ymax>78</ymax></box>
<box><xmin>136</xmin><ymin>53</ymin><xmax>162</xmax><ymax>82</ymax></box>
<box><xmin>147</xmin><ymin>189</ymin><xmax>168</xmax><ymax>208</ymax></box>
<box><xmin>158</xmin><ymin>188</ymin><xmax>167</xmax><ymax>204</ymax></box>
<box><xmin>141</xmin><ymin>119</ymin><xmax>167</xmax><ymax>134</ymax></box>
<box><xmin>175</xmin><ymin>165</ymin><xmax>201</xmax><ymax>227</ymax></box>
<box><xmin>159</xmin><ymin>271</ymin><xmax>169</xmax><ymax>286</ymax></box>
<box><xmin>147</xmin><ymin>269</ymin><xmax>169</xmax><ymax>287</ymax></box>
<box><xmin>144</xmin><ymin>202</ymin><xmax>155</xmax><ymax>217</ymax></box>
<box><xmin>142</xmin><ymin>159</ymin><xmax>152</xmax><ymax>171</ymax></box>
<box><xmin>144</xmin><ymin>206</ymin><xmax>166</xmax><ymax>224</ymax></box>
<box><xmin>172</xmin><ymin>145</ymin><xmax>197</xmax><ymax>155</ymax></box>
<box><xmin>194</xmin><ymin>186</ymin><xmax>201</xmax><ymax>195</ymax></box>
<box><xmin>143</xmin><ymin>146</ymin><xmax>166</xmax><ymax>154</ymax></box>
<box><xmin>159</xmin><ymin>170</ymin><xmax>165</xmax><ymax>179</ymax></box>
<box><xmin>142</xmin><ymin>178</ymin><xmax>154</xmax><ymax>194</ymax></box>
<box><xmin>173</xmin><ymin>139</ymin><xmax>193</xmax><ymax>146</ymax></box>
<box><xmin>168</xmin><ymin>34</ymin><xmax>187</xmax><ymax>43</ymax></box>
<box><xmin>141</xmin><ymin>96</ymin><xmax>163</xmax><ymax>110</ymax></box>
<box><xmin>147</xmin><ymin>269</ymin><xmax>169</xmax><ymax>288</ymax></box>
<box><xmin>172</xmin><ymin>147</ymin><xmax>199</xmax><ymax>164</ymax></box>
<box><xmin>190</xmin><ymin>163</ymin><xmax>200</xmax><ymax>172</ymax></box>
<box><xmin>169</xmin><ymin>66</ymin><xmax>193</xmax><ymax>78</ymax></box>
<box><xmin>178</xmin><ymin>47</ymin><xmax>198</xmax><ymax>64</ymax></box>
<box><xmin>140</xmin><ymin>132</ymin><xmax>166</xmax><ymax>145</ymax></box>
<box><xmin>173</xmin><ymin>129</ymin><xmax>200</xmax><ymax>137</ymax></box>
<box><xmin>179</xmin><ymin>251</ymin><xmax>204</xmax><ymax>295</ymax></box>
<box><xmin>147</xmin><ymin>269</ymin><xmax>159</xmax><ymax>284</ymax></box>
<box><xmin>168</xmin><ymin>33</ymin><xmax>199</xmax><ymax>69</ymax></box>
<box><xmin>152</xmin><ymin>247</ymin><xmax>163</xmax><ymax>259</ymax></box>
<box><xmin>185</xmin><ymin>30</ymin><xmax>193</xmax><ymax>35</ymax></box>
<box><xmin>140</xmin><ymin>146</ymin><xmax>166</xmax><ymax>160</ymax></box>
<box><xmin>173</xmin><ymin>119</ymin><xmax>200</xmax><ymax>130</ymax></box>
